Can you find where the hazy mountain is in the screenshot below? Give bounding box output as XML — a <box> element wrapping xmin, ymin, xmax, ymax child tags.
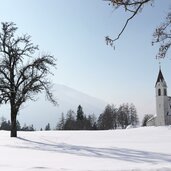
<box><xmin>0</xmin><ymin>84</ymin><xmax>107</xmax><ymax>130</ymax></box>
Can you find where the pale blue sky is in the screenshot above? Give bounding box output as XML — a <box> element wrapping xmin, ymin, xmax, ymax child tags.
<box><xmin>0</xmin><ymin>0</ymin><xmax>171</xmax><ymax>120</ymax></box>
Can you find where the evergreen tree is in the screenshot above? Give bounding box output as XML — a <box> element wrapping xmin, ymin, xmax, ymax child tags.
<box><xmin>45</xmin><ymin>123</ymin><xmax>51</xmax><ymax>131</ymax></box>
<box><xmin>0</xmin><ymin>117</ymin><xmax>11</xmax><ymax>130</ymax></box>
<box><xmin>76</xmin><ymin>105</ymin><xmax>84</xmax><ymax>121</ymax></box>
<box><xmin>76</xmin><ymin>105</ymin><xmax>84</xmax><ymax>130</ymax></box>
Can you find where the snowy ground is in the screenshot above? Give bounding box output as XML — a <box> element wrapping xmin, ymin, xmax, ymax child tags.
<box><xmin>0</xmin><ymin>126</ymin><xmax>171</xmax><ymax>171</ymax></box>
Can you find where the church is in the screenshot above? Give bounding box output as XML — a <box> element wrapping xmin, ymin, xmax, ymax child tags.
<box><xmin>147</xmin><ymin>68</ymin><xmax>171</xmax><ymax>126</ymax></box>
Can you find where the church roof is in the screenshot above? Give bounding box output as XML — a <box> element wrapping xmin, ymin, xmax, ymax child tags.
<box><xmin>155</xmin><ymin>69</ymin><xmax>165</xmax><ymax>86</ymax></box>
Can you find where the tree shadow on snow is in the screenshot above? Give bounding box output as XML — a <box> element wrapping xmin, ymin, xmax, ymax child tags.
<box><xmin>7</xmin><ymin>137</ymin><xmax>171</xmax><ymax>164</ymax></box>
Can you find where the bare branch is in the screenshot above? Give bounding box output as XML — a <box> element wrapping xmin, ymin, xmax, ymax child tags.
<box><xmin>104</xmin><ymin>0</ymin><xmax>153</xmax><ymax>48</ymax></box>
<box><xmin>152</xmin><ymin>11</ymin><xmax>171</xmax><ymax>58</ymax></box>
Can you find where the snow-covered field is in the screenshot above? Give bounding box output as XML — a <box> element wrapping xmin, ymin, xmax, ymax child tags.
<box><xmin>0</xmin><ymin>126</ymin><xmax>171</xmax><ymax>171</ymax></box>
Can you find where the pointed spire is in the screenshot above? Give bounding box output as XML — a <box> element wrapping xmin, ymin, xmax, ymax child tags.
<box><xmin>155</xmin><ymin>67</ymin><xmax>165</xmax><ymax>87</ymax></box>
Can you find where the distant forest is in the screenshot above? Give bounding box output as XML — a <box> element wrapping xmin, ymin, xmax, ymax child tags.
<box><xmin>0</xmin><ymin>117</ymin><xmax>35</xmax><ymax>131</ymax></box>
<box><xmin>56</xmin><ymin>103</ymin><xmax>139</xmax><ymax>130</ymax></box>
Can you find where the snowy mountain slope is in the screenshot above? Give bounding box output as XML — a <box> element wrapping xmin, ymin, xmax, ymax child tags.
<box><xmin>0</xmin><ymin>84</ymin><xmax>107</xmax><ymax>129</ymax></box>
<box><xmin>0</xmin><ymin>126</ymin><xmax>171</xmax><ymax>171</ymax></box>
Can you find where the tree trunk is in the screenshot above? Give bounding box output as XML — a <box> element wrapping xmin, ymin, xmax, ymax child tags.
<box><xmin>11</xmin><ymin>110</ymin><xmax>17</xmax><ymax>137</ymax></box>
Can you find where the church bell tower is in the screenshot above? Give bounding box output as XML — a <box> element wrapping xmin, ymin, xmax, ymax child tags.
<box><xmin>155</xmin><ymin>69</ymin><xmax>168</xmax><ymax>126</ymax></box>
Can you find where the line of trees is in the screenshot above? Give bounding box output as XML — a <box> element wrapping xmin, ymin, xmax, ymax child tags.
<box><xmin>0</xmin><ymin>111</ymin><xmax>153</xmax><ymax>131</ymax></box>
<box><xmin>0</xmin><ymin>117</ymin><xmax>35</xmax><ymax>131</ymax></box>
<box><xmin>0</xmin><ymin>103</ymin><xmax>141</xmax><ymax>131</ymax></box>
<box><xmin>97</xmin><ymin>103</ymin><xmax>139</xmax><ymax>130</ymax></box>
<box><xmin>56</xmin><ymin>105</ymin><xmax>97</xmax><ymax>130</ymax></box>
<box><xmin>56</xmin><ymin>103</ymin><xmax>139</xmax><ymax>130</ymax></box>
<box><xmin>0</xmin><ymin>103</ymin><xmax>140</xmax><ymax>131</ymax></box>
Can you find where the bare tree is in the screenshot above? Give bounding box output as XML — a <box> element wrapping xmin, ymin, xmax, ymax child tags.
<box><xmin>97</xmin><ymin>104</ymin><xmax>117</xmax><ymax>130</ymax></box>
<box><xmin>0</xmin><ymin>22</ymin><xmax>57</xmax><ymax>137</ymax></box>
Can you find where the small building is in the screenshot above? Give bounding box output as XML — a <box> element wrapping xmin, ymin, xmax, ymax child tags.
<box><xmin>147</xmin><ymin>69</ymin><xmax>171</xmax><ymax>126</ymax></box>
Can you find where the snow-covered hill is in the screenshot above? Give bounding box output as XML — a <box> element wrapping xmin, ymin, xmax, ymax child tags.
<box><xmin>1</xmin><ymin>126</ymin><xmax>171</xmax><ymax>171</ymax></box>
<box><xmin>0</xmin><ymin>84</ymin><xmax>107</xmax><ymax>129</ymax></box>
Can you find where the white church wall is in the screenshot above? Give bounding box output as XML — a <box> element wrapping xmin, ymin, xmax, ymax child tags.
<box><xmin>165</xmin><ymin>97</ymin><xmax>171</xmax><ymax>125</ymax></box>
<box><xmin>168</xmin><ymin>97</ymin><xmax>171</xmax><ymax>115</ymax></box>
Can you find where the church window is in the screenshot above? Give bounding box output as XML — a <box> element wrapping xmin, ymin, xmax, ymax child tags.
<box><xmin>164</xmin><ymin>89</ymin><xmax>167</xmax><ymax>96</ymax></box>
<box><xmin>158</xmin><ymin>89</ymin><xmax>161</xmax><ymax>96</ymax></box>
